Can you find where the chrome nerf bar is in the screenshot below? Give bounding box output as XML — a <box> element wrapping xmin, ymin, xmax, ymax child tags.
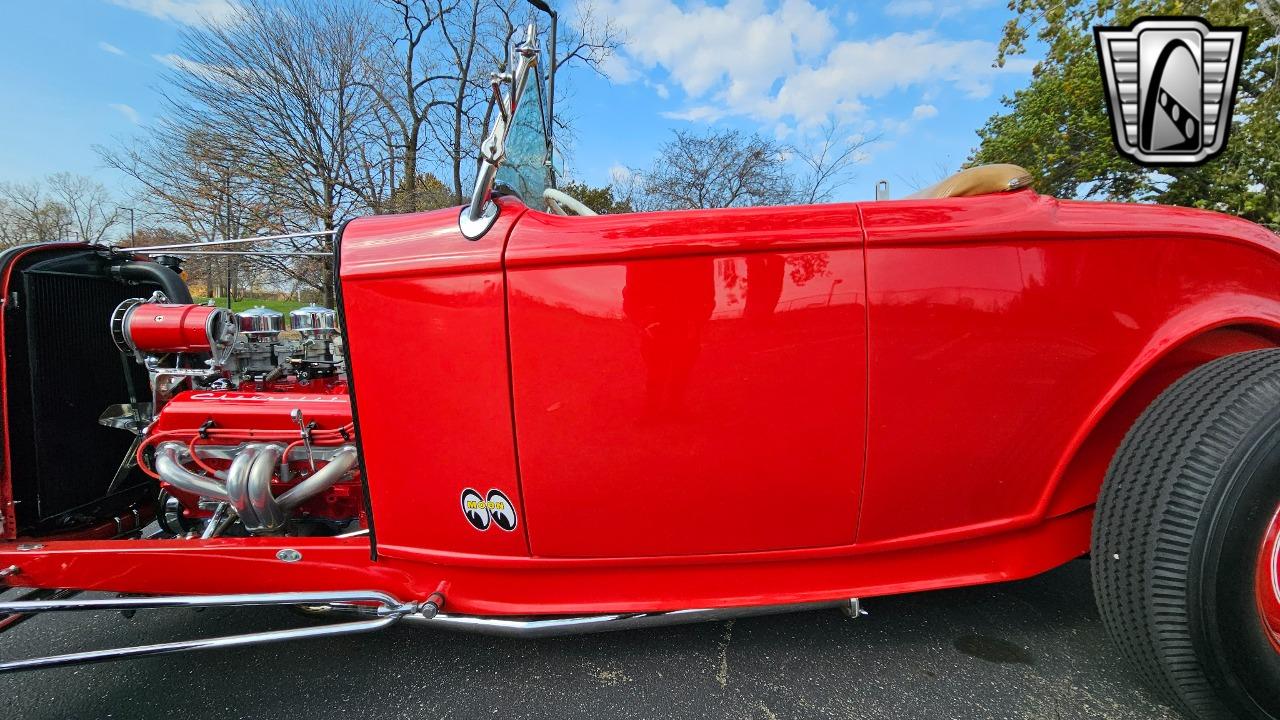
<box><xmin>0</xmin><ymin>590</ymin><xmax>430</xmax><ymax>673</ymax></box>
<box><xmin>0</xmin><ymin>590</ymin><xmax>860</xmax><ymax>672</ymax></box>
<box><xmin>409</xmin><ymin>599</ymin><xmax>856</xmax><ymax>638</ymax></box>
<box><xmin>0</xmin><ymin>588</ymin><xmax>81</xmax><ymax>634</ymax></box>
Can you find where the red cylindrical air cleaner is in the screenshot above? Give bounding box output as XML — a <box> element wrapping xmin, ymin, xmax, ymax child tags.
<box><xmin>111</xmin><ymin>299</ymin><xmax>234</xmax><ymax>355</ymax></box>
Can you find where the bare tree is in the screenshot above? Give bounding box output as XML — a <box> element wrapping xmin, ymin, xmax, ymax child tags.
<box><xmin>363</xmin><ymin>0</ymin><xmax>448</xmax><ymax>211</ymax></box>
<box><xmin>0</xmin><ymin>174</ymin><xmax>119</xmax><ymax>246</ymax></box>
<box><xmin>543</xmin><ymin>1</ymin><xmax>624</xmax><ymax>148</ymax></box>
<box><xmin>100</xmin><ymin>123</ymin><xmax>285</xmax><ymax>297</ymax></box>
<box><xmin>46</xmin><ymin>173</ymin><xmax>121</xmax><ymax>243</ymax></box>
<box><xmin>102</xmin><ymin>0</ymin><xmax>388</xmax><ymax>305</ymax></box>
<box><xmin>428</xmin><ymin>0</ymin><xmax>521</xmax><ymax>203</ymax></box>
<box><xmin>95</xmin><ymin>0</ymin><xmax>625</xmax><ymax>305</ymax></box>
<box><xmin>636</xmin><ymin>129</ymin><xmax>795</xmax><ymax>210</ymax></box>
<box><xmin>0</xmin><ymin>182</ymin><xmax>70</xmax><ymax>246</ymax></box>
<box><xmin>792</xmin><ymin>120</ymin><xmax>878</xmax><ymax>204</ymax></box>
<box><xmin>366</xmin><ymin>0</ymin><xmax>620</xmax><ymax>207</ymax></box>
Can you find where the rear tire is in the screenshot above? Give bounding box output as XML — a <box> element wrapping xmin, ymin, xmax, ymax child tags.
<box><xmin>1094</xmin><ymin>348</ymin><xmax>1280</xmax><ymax>720</ymax></box>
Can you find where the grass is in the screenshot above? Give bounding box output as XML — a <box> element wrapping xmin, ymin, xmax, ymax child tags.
<box><xmin>192</xmin><ymin>297</ymin><xmax>311</xmax><ymax>314</ymax></box>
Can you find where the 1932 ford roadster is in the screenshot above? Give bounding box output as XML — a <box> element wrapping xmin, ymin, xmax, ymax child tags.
<box><xmin>0</xmin><ymin>15</ymin><xmax>1277</xmax><ymax>720</ymax></box>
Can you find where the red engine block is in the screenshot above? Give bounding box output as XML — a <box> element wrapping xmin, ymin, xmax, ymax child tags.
<box><xmin>144</xmin><ymin>376</ymin><xmax>364</xmax><ymax>530</ymax></box>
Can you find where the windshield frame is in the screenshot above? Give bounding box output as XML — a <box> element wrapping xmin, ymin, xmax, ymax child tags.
<box><xmin>494</xmin><ymin>62</ymin><xmax>552</xmax><ymax>206</ymax></box>
<box><xmin>460</xmin><ymin>23</ymin><xmax>550</xmax><ymax>239</ymax></box>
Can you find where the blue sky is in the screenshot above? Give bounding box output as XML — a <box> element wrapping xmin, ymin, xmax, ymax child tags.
<box><xmin>0</xmin><ymin>0</ymin><xmax>1040</xmax><ymax>206</ymax></box>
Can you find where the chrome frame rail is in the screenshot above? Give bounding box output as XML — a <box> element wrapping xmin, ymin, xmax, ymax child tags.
<box><xmin>0</xmin><ymin>590</ymin><xmax>420</xmax><ymax>673</ymax></box>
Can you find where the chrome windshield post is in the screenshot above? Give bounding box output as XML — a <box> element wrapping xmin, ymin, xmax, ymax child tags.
<box><xmin>460</xmin><ymin>23</ymin><xmax>540</xmax><ymax>240</ymax></box>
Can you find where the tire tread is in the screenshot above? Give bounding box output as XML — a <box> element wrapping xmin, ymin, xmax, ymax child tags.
<box><xmin>1094</xmin><ymin>348</ymin><xmax>1280</xmax><ymax>720</ymax></box>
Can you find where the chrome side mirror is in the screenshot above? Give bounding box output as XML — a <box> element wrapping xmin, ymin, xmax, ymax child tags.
<box><xmin>460</xmin><ymin>23</ymin><xmax>540</xmax><ymax>240</ymax></box>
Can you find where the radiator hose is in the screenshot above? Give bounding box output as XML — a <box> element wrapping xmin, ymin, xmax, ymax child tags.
<box><xmin>110</xmin><ymin>260</ymin><xmax>193</xmax><ymax>304</ymax></box>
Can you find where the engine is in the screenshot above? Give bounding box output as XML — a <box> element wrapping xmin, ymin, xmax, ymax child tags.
<box><xmin>107</xmin><ymin>293</ymin><xmax>362</xmax><ymax>538</ymax></box>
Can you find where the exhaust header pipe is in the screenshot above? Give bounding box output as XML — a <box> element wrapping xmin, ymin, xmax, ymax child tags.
<box><xmin>155</xmin><ymin>442</ymin><xmax>356</xmax><ymax>534</ymax></box>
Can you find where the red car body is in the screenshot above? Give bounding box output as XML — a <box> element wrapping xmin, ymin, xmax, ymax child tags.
<box><xmin>3</xmin><ymin>189</ymin><xmax>1278</xmax><ymax>617</ymax></box>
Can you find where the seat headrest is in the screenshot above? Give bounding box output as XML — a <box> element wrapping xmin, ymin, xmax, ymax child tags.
<box><xmin>904</xmin><ymin>164</ymin><xmax>1034</xmax><ymax>200</ymax></box>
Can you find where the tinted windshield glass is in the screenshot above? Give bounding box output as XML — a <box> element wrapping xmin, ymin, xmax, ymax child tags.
<box><xmin>495</xmin><ymin>69</ymin><xmax>550</xmax><ymax>204</ymax></box>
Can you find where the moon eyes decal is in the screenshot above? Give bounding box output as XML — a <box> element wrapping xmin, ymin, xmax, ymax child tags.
<box><xmin>460</xmin><ymin>488</ymin><xmax>517</xmax><ymax>532</ymax></box>
<box><xmin>486</xmin><ymin>489</ymin><xmax>517</xmax><ymax>531</ymax></box>
<box><xmin>461</xmin><ymin>488</ymin><xmax>490</xmax><ymax>530</ymax></box>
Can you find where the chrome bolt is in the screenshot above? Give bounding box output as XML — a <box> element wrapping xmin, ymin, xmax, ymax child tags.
<box><xmin>276</xmin><ymin>548</ymin><xmax>302</xmax><ymax>563</ymax></box>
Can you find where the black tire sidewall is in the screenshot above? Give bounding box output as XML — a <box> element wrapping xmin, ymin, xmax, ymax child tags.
<box><xmin>1192</xmin><ymin>408</ymin><xmax>1280</xmax><ymax>718</ymax></box>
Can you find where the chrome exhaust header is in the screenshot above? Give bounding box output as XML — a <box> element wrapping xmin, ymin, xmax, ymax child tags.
<box><xmin>155</xmin><ymin>442</ymin><xmax>356</xmax><ymax>535</ymax></box>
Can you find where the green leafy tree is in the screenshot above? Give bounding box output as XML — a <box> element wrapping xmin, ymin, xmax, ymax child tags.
<box><xmin>388</xmin><ymin>173</ymin><xmax>455</xmax><ymax>213</ymax></box>
<box><xmin>557</xmin><ymin>181</ymin><xmax>635</xmax><ymax>214</ymax></box>
<box><xmin>973</xmin><ymin>0</ymin><xmax>1279</xmax><ymax>224</ymax></box>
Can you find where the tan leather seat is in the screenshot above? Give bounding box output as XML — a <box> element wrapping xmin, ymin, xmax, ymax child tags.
<box><xmin>904</xmin><ymin>163</ymin><xmax>1034</xmax><ymax>200</ymax></box>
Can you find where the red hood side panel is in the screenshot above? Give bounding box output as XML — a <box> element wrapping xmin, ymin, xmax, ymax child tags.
<box><xmin>339</xmin><ymin>200</ymin><xmax>529</xmax><ymax>557</ymax></box>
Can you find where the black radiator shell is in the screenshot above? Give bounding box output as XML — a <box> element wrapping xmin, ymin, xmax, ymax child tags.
<box><xmin>2</xmin><ymin>245</ymin><xmax>156</xmax><ymax>535</ymax></box>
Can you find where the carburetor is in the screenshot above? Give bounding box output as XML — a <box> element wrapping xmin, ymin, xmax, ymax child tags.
<box><xmin>111</xmin><ymin>293</ymin><xmax>345</xmax><ymax>407</ymax></box>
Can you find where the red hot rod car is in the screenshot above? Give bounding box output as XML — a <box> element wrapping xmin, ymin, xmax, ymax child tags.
<box><xmin>0</xmin><ymin>19</ymin><xmax>1277</xmax><ymax>720</ymax></box>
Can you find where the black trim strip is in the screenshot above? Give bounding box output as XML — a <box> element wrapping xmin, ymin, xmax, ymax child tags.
<box><xmin>332</xmin><ymin>220</ymin><xmax>377</xmax><ymax>560</ymax></box>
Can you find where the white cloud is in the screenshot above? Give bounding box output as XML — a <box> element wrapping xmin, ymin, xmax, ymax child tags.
<box><xmin>597</xmin><ymin>52</ymin><xmax>638</xmax><ymax>84</ymax></box>
<box><xmin>98</xmin><ymin>41</ymin><xmax>126</xmax><ymax>56</ymax></box>
<box><xmin>152</xmin><ymin>53</ymin><xmax>188</xmax><ymax>70</ymax></box>
<box><xmin>884</xmin><ymin>0</ymin><xmax>998</xmax><ymax>17</ymax></box>
<box><xmin>152</xmin><ymin>52</ymin><xmax>225</xmax><ymax>82</ymax></box>
<box><xmin>598</xmin><ymin>0</ymin><xmax>1032</xmax><ymax>127</ymax></box>
<box><xmin>598</xmin><ymin>0</ymin><xmax>836</xmax><ymax>107</ymax></box>
<box><xmin>912</xmin><ymin>103</ymin><xmax>938</xmax><ymax>119</ymax></box>
<box><xmin>109</xmin><ymin>0</ymin><xmax>238</xmax><ymax>26</ymax></box>
<box><xmin>109</xmin><ymin>103</ymin><xmax>140</xmax><ymax>124</ymax></box>
<box><xmin>661</xmin><ymin>105</ymin><xmax>728</xmax><ymax>122</ymax></box>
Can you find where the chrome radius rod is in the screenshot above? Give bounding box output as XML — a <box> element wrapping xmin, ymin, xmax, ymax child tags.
<box><xmin>0</xmin><ymin>590</ymin><xmax>427</xmax><ymax>673</ymax></box>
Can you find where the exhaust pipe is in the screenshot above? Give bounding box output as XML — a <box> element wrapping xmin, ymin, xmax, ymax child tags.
<box><xmin>224</xmin><ymin>444</ymin><xmax>263</xmax><ymax>531</ymax></box>
<box><xmin>155</xmin><ymin>441</ymin><xmax>356</xmax><ymax>534</ymax></box>
<box><xmin>155</xmin><ymin>443</ymin><xmax>228</xmax><ymax>500</ymax></box>
<box><xmin>277</xmin><ymin>445</ymin><xmax>358</xmax><ymax>510</ymax></box>
<box><xmin>247</xmin><ymin>444</ymin><xmax>285</xmax><ymax>533</ymax></box>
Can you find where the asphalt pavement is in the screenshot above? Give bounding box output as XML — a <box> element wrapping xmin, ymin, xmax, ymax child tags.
<box><xmin>0</xmin><ymin>558</ymin><xmax>1181</xmax><ymax>720</ymax></box>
